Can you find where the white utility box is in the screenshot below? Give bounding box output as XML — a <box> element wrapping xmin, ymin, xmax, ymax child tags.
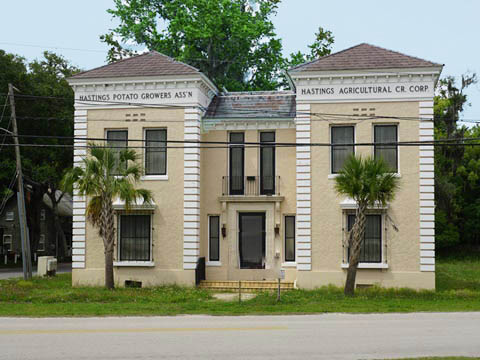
<box><xmin>37</xmin><ymin>256</ymin><xmax>57</xmax><ymax>277</ymax></box>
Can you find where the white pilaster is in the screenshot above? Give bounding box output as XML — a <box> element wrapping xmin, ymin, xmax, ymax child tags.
<box><xmin>72</xmin><ymin>107</ymin><xmax>87</xmax><ymax>269</ymax></box>
<box><xmin>183</xmin><ymin>107</ymin><xmax>201</xmax><ymax>269</ymax></box>
<box><xmin>296</xmin><ymin>103</ymin><xmax>311</xmax><ymax>271</ymax></box>
<box><xmin>419</xmin><ymin>101</ymin><xmax>435</xmax><ymax>272</ymax></box>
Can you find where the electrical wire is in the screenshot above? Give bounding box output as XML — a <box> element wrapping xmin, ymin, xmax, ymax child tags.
<box><xmin>0</xmin><ymin>95</ymin><xmax>12</xmax><ymax>153</ymax></box>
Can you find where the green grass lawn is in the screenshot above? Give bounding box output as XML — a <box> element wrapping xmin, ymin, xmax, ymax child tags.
<box><xmin>0</xmin><ymin>256</ymin><xmax>479</xmax><ymax>317</ymax></box>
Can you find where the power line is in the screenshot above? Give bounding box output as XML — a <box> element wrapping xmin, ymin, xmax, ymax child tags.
<box><xmin>0</xmin><ymin>41</ymin><xmax>106</xmax><ymax>53</ymax></box>
<box><xmin>0</xmin><ymin>134</ymin><xmax>480</xmax><ymax>149</ymax></box>
<box><xmin>8</xmin><ymin>92</ymin><xmax>480</xmax><ymax>126</ymax></box>
<box><xmin>0</xmin><ymin>95</ymin><xmax>11</xmax><ymax>152</ymax></box>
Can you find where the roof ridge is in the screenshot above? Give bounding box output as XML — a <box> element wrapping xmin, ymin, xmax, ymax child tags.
<box><xmin>150</xmin><ymin>51</ymin><xmax>200</xmax><ymax>73</ymax></box>
<box><xmin>71</xmin><ymin>51</ymin><xmax>154</xmax><ymax>78</ymax></box>
<box><xmin>289</xmin><ymin>43</ymin><xmax>367</xmax><ymax>72</ymax></box>
<box><xmin>360</xmin><ymin>42</ymin><xmax>442</xmax><ymax>67</ymax></box>
<box><xmin>70</xmin><ymin>51</ymin><xmax>200</xmax><ymax>79</ymax></box>
<box><xmin>289</xmin><ymin>43</ymin><xmax>442</xmax><ymax>72</ymax></box>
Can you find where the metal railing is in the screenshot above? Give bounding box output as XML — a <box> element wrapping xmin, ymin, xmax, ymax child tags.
<box><xmin>222</xmin><ymin>176</ymin><xmax>280</xmax><ymax>196</ymax></box>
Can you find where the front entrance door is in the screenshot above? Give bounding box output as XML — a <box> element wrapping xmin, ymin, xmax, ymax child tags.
<box><xmin>239</xmin><ymin>213</ymin><xmax>265</xmax><ymax>269</ymax></box>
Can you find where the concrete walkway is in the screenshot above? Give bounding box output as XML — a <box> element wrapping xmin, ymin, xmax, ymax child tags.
<box><xmin>0</xmin><ymin>312</ymin><xmax>479</xmax><ymax>359</ymax></box>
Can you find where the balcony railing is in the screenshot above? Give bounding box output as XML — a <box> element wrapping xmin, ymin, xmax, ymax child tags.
<box><xmin>222</xmin><ymin>176</ymin><xmax>280</xmax><ymax>196</ymax></box>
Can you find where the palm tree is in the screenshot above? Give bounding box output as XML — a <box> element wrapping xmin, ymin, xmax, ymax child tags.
<box><xmin>62</xmin><ymin>145</ymin><xmax>153</xmax><ymax>289</ymax></box>
<box><xmin>334</xmin><ymin>155</ymin><xmax>399</xmax><ymax>296</ymax></box>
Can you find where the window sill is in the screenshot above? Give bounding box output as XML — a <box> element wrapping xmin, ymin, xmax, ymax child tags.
<box><xmin>206</xmin><ymin>261</ymin><xmax>221</xmax><ymax>267</ymax></box>
<box><xmin>113</xmin><ymin>261</ymin><xmax>155</xmax><ymax>267</ymax></box>
<box><xmin>141</xmin><ymin>175</ymin><xmax>168</xmax><ymax>181</ymax></box>
<box><xmin>281</xmin><ymin>262</ymin><xmax>297</xmax><ymax>268</ymax></box>
<box><xmin>330</xmin><ymin>174</ymin><xmax>400</xmax><ymax>179</ymax></box>
<box><xmin>341</xmin><ymin>263</ymin><xmax>388</xmax><ymax>269</ymax></box>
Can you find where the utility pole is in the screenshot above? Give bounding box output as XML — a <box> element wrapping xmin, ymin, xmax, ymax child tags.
<box><xmin>8</xmin><ymin>83</ymin><xmax>32</xmax><ymax>280</ymax></box>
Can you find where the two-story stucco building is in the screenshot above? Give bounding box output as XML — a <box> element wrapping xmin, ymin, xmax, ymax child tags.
<box><xmin>68</xmin><ymin>43</ymin><xmax>442</xmax><ymax>289</ymax></box>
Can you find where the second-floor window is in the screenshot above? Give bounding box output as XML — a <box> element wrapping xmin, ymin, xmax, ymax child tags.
<box><xmin>5</xmin><ymin>211</ymin><xmax>14</xmax><ymax>221</ymax></box>
<box><xmin>331</xmin><ymin>126</ymin><xmax>354</xmax><ymax>173</ymax></box>
<box><xmin>374</xmin><ymin>125</ymin><xmax>398</xmax><ymax>172</ymax></box>
<box><xmin>229</xmin><ymin>132</ymin><xmax>245</xmax><ymax>195</ymax></box>
<box><xmin>106</xmin><ymin>130</ymin><xmax>128</xmax><ymax>175</ymax></box>
<box><xmin>145</xmin><ymin>129</ymin><xmax>167</xmax><ymax>175</ymax></box>
<box><xmin>260</xmin><ymin>132</ymin><xmax>275</xmax><ymax>195</ymax></box>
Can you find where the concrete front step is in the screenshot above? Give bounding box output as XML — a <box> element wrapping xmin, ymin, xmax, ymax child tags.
<box><xmin>199</xmin><ymin>280</ymin><xmax>295</xmax><ymax>292</ymax></box>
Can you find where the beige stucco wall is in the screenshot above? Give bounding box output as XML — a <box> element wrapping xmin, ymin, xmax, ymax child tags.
<box><xmin>200</xmin><ymin>128</ymin><xmax>297</xmax><ymax>281</ymax></box>
<box><xmin>72</xmin><ymin>107</ymin><xmax>194</xmax><ymax>287</ymax></box>
<box><xmin>73</xmin><ymin>101</ymin><xmax>432</xmax><ymax>290</ymax></box>
<box><xmin>295</xmin><ymin>100</ymin><xmax>432</xmax><ymax>289</ymax></box>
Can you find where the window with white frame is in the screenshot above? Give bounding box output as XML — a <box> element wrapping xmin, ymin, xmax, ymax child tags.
<box><xmin>40</xmin><ymin>209</ymin><xmax>46</xmax><ymax>221</ymax></box>
<box><xmin>284</xmin><ymin>215</ymin><xmax>295</xmax><ymax>262</ymax></box>
<box><xmin>38</xmin><ymin>234</ymin><xmax>46</xmax><ymax>251</ymax></box>
<box><xmin>6</xmin><ymin>211</ymin><xmax>14</xmax><ymax>221</ymax></box>
<box><xmin>331</xmin><ymin>126</ymin><xmax>354</xmax><ymax>173</ymax></box>
<box><xmin>118</xmin><ymin>214</ymin><xmax>151</xmax><ymax>262</ymax></box>
<box><xmin>346</xmin><ymin>214</ymin><xmax>382</xmax><ymax>263</ymax></box>
<box><xmin>106</xmin><ymin>130</ymin><xmax>128</xmax><ymax>175</ymax></box>
<box><xmin>374</xmin><ymin>125</ymin><xmax>398</xmax><ymax>172</ymax></box>
<box><xmin>3</xmin><ymin>235</ymin><xmax>12</xmax><ymax>252</ymax></box>
<box><xmin>145</xmin><ymin>129</ymin><xmax>167</xmax><ymax>175</ymax></box>
<box><xmin>208</xmin><ymin>215</ymin><xmax>220</xmax><ymax>262</ymax></box>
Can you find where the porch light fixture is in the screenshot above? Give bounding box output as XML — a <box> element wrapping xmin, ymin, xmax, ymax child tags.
<box><xmin>274</xmin><ymin>224</ymin><xmax>280</xmax><ymax>235</ymax></box>
<box><xmin>221</xmin><ymin>225</ymin><xmax>227</xmax><ymax>238</ymax></box>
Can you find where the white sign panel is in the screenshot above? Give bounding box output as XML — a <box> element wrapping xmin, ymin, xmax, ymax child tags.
<box><xmin>297</xmin><ymin>81</ymin><xmax>434</xmax><ymax>102</ymax></box>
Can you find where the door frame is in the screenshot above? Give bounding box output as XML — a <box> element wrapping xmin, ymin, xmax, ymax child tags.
<box><xmin>238</xmin><ymin>212</ymin><xmax>266</xmax><ymax>269</ymax></box>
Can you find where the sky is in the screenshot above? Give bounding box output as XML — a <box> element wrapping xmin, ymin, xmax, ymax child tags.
<box><xmin>0</xmin><ymin>0</ymin><xmax>479</xmax><ymax>120</ymax></box>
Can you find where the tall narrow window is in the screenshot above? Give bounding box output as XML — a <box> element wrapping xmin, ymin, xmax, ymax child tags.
<box><xmin>145</xmin><ymin>129</ymin><xmax>167</xmax><ymax>175</ymax></box>
<box><xmin>260</xmin><ymin>132</ymin><xmax>275</xmax><ymax>195</ymax></box>
<box><xmin>374</xmin><ymin>125</ymin><xmax>398</xmax><ymax>172</ymax></box>
<box><xmin>119</xmin><ymin>214</ymin><xmax>151</xmax><ymax>261</ymax></box>
<box><xmin>285</xmin><ymin>215</ymin><xmax>295</xmax><ymax>262</ymax></box>
<box><xmin>209</xmin><ymin>215</ymin><xmax>220</xmax><ymax>262</ymax></box>
<box><xmin>3</xmin><ymin>235</ymin><xmax>12</xmax><ymax>252</ymax></box>
<box><xmin>38</xmin><ymin>235</ymin><xmax>46</xmax><ymax>251</ymax></box>
<box><xmin>229</xmin><ymin>132</ymin><xmax>244</xmax><ymax>195</ymax></box>
<box><xmin>347</xmin><ymin>214</ymin><xmax>382</xmax><ymax>263</ymax></box>
<box><xmin>107</xmin><ymin>130</ymin><xmax>128</xmax><ymax>175</ymax></box>
<box><xmin>331</xmin><ymin>126</ymin><xmax>354</xmax><ymax>173</ymax></box>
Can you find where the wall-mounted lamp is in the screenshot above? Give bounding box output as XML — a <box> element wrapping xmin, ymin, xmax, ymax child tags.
<box><xmin>221</xmin><ymin>225</ymin><xmax>227</xmax><ymax>238</ymax></box>
<box><xmin>274</xmin><ymin>224</ymin><xmax>280</xmax><ymax>236</ymax></box>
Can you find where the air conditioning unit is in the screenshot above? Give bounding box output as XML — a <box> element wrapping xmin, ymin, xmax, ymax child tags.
<box><xmin>47</xmin><ymin>258</ymin><xmax>57</xmax><ymax>276</ymax></box>
<box><xmin>37</xmin><ymin>256</ymin><xmax>57</xmax><ymax>277</ymax></box>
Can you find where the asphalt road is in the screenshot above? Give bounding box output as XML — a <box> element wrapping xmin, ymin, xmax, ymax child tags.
<box><xmin>0</xmin><ymin>312</ymin><xmax>479</xmax><ymax>359</ymax></box>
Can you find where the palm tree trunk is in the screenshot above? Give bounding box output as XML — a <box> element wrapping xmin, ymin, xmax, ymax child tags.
<box><xmin>105</xmin><ymin>249</ymin><xmax>114</xmax><ymax>289</ymax></box>
<box><xmin>344</xmin><ymin>203</ymin><xmax>367</xmax><ymax>296</ymax></box>
<box><xmin>101</xmin><ymin>195</ymin><xmax>116</xmax><ymax>289</ymax></box>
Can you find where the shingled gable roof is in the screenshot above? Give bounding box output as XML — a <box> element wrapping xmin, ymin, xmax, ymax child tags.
<box><xmin>204</xmin><ymin>91</ymin><xmax>296</xmax><ymax>120</ymax></box>
<box><xmin>290</xmin><ymin>43</ymin><xmax>442</xmax><ymax>72</ymax></box>
<box><xmin>70</xmin><ymin>51</ymin><xmax>200</xmax><ymax>79</ymax></box>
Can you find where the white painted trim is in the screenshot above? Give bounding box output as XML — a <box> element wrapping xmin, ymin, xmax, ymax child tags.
<box><xmin>113</xmin><ymin>261</ymin><xmax>155</xmax><ymax>267</ymax></box>
<box><xmin>281</xmin><ymin>262</ymin><xmax>297</xmax><ymax>268</ymax></box>
<box><xmin>419</xmin><ymin>101</ymin><xmax>435</xmax><ymax>272</ymax></box>
<box><xmin>141</xmin><ymin>175</ymin><xmax>169</xmax><ymax>181</ymax></box>
<box><xmin>206</xmin><ymin>261</ymin><xmax>222</xmax><ymax>267</ymax></box>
